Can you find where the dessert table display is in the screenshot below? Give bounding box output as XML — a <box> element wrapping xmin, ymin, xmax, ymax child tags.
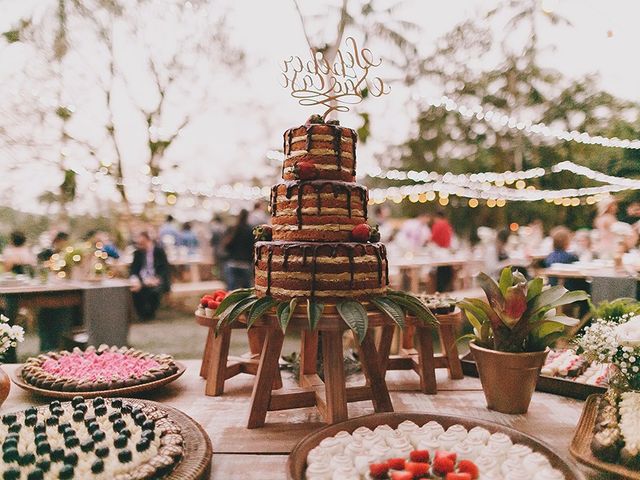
<box><xmin>12</xmin><ymin>345</ymin><xmax>184</xmax><ymax>399</ymax></box>
<box><xmin>0</xmin><ymin>396</ymin><xmax>211</xmax><ymax>479</ymax></box>
<box><xmin>290</xmin><ymin>412</ymin><xmax>583</xmax><ymax>479</ymax></box>
<box><xmin>0</xmin><ymin>362</ymin><xmax>602</xmax><ymax>479</ymax></box>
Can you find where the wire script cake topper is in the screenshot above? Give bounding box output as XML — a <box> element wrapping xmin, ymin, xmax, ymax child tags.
<box><xmin>281</xmin><ymin>36</ymin><xmax>390</xmax><ymax>119</ymax></box>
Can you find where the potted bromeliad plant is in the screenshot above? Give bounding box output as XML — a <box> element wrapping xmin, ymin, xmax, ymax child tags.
<box><xmin>458</xmin><ymin>267</ymin><xmax>588</xmax><ymax>414</ymax></box>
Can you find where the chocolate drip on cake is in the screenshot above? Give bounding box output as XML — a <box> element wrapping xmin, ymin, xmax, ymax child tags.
<box><xmin>266</xmin><ymin>249</ymin><xmax>273</xmax><ymax>296</ymax></box>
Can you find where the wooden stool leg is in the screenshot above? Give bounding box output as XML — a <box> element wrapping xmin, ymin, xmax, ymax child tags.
<box><xmin>247</xmin><ymin>327</ymin><xmax>285</xmax><ymax>429</ymax></box>
<box><xmin>321</xmin><ymin>330</ymin><xmax>348</xmax><ymax>423</ymax></box>
<box><xmin>199</xmin><ymin>326</ymin><xmax>215</xmax><ymax>378</ymax></box>
<box><xmin>247</xmin><ymin>327</ymin><xmax>265</xmax><ymax>357</ymax></box>
<box><xmin>205</xmin><ymin>326</ymin><xmax>232</xmax><ymax>396</ymax></box>
<box><xmin>402</xmin><ymin>324</ymin><xmax>415</xmax><ymax>350</ymax></box>
<box><xmin>415</xmin><ymin>326</ymin><xmax>437</xmax><ymax>394</ymax></box>
<box><xmin>357</xmin><ymin>329</ymin><xmax>394</xmax><ymax>413</ymax></box>
<box><xmin>439</xmin><ymin>324</ymin><xmax>464</xmax><ymax>379</ymax></box>
<box><xmin>377</xmin><ymin>325</ymin><xmax>395</xmax><ymax>376</ymax></box>
<box><xmin>299</xmin><ymin>330</ymin><xmax>319</xmax><ymax>384</ymax></box>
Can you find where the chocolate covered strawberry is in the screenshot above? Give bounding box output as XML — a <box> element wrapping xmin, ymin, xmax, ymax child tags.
<box><xmin>293</xmin><ymin>161</ymin><xmax>318</xmax><ymax>180</ymax></box>
<box><xmin>351</xmin><ymin>223</ymin><xmax>372</xmax><ymax>242</ymax></box>
<box><xmin>305</xmin><ymin>114</ymin><xmax>324</xmax><ymax>127</ymax></box>
<box><xmin>253</xmin><ymin>225</ymin><xmax>273</xmax><ymax>241</ymax></box>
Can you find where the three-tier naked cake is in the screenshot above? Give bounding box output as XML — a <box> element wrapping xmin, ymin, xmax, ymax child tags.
<box><xmin>254</xmin><ymin>115</ymin><xmax>389</xmax><ymax>300</ymax></box>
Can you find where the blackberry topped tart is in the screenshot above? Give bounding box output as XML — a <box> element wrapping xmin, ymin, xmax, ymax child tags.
<box><xmin>0</xmin><ymin>397</ymin><xmax>183</xmax><ymax>480</ymax></box>
<box><xmin>20</xmin><ymin>345</ymin><xmax>179</xmax><ymax>394</ymax></box>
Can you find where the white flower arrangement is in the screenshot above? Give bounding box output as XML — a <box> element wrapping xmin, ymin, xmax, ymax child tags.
<box><xmin>0</xmin><ymin>314</ymin><xmax>24</xmax><ymax>357</ymax></box>
<box><xmin>575</xmin><ymin>312</ymin><xmax>640</xmax><ymax>390</ymax></box>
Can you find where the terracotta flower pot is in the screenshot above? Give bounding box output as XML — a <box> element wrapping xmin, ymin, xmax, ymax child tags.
<box><xmin>0</xmin><ymin>366</ymin><xmax>10</xmax><ymax>407</ymax></box>
<box><xmin>470</xmin><ymin>342</ymin><xmax>549</xmax><ymax>414</ymax></box>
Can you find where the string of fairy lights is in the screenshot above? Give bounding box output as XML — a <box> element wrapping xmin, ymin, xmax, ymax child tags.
<box><xmin>88</xmin><ymin>95</ymin><xmax>640</xmax><ymax>208</ymax></box>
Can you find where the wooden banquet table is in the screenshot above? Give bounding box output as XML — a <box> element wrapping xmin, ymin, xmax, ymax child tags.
<box><xmin>0</xmin><ymin>361</ymin><xmax>606</xmax><ymax>479</ymax></box>
<box><xmin>0</xmin><ymin>278</ymin><xmax>131</xmax><ymax>346</ymax></box>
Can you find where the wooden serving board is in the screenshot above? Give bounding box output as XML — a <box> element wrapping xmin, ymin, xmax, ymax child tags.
<box><xmin>11</xmin><ymin>361</ymin><xmax>186</xmax><ymax>399</ymax></box>
<box><xmin>570</xmin><ymin>394</ymin><xmax>640</xmax><ymax>479</ymax></box>
<box><xmin>288</xmin><ymin>412</ymin><xmax>584</xmax><ymax>480</ymax></box>
<box><xmin>145</xmin><ymin>399</ymin><xmax>213</xmax><ymax>480</ymax></box>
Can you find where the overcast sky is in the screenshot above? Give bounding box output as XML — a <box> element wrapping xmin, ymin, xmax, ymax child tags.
<box><xmin>0</xmin><ymin>0</ymin><xmax>638</xmax><ymax>217</ymax></box>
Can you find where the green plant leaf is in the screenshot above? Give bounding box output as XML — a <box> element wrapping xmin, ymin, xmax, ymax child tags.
<box><xmin>216</xmin><ymin>296</ymin><xmax>257</xmax><ymax>333</ymax></box>
<box><xmin>531</xmin><ymin>320</ymin><xmax>566</xmax><ymax>338</ymax></box>
<box><xmin>370</xmin><ymin>296</ymin><xmax>405</xmax><ymax>329</ymax></box>
<box><xmin>528</xmin><ymin>285</ymin><xmax>568</xmax><ymax>312</ymax></box>
<box><xmin>277</xmin><ymin>298</ymin><xmax>298</xmax><ymax>333</ymax></box>
<box><xmin>387</xmin><ymin>293</ymin><xmax>438</xmax><ymax>326</ymax></box>
<box><xmin>542</xmin><ymin>315</ymin><xmax>580</xmax><ymax>327</ymax></box>
<box><xmin>498</xmin><ymin>267</ymin><xmax>513</xmax><ymax>295</ymax></box>
<box><xmin>336</xmin><ymin>300</ymin><xmax>369</xmax><ymax>343</ymax></box>
<box><xmin>465</xmin><ymin>310</ymin><xmax>483</xmax><ymax>333</ymax></box>
<box><xmin>307</xmin><ymin>299</ymin><xmax>324</xmax><ymax>330</ymax></box>
<box><xmin>458</xmin><ymin>298</ymin><xmax>501</xmax><ymax>331</ymax></box>
<box><xmin>526</xmin><ymin>277</ymin><xmax>544</xmax><ymax>302</ymax></box>
<box><xmin>246</xmin><ymin>296</ymin><xmax>277</xmax><ymax>328</ymax></box>
<box><xmin>477</xmin><ymin>272</ymin><xmax>505</xmax><ymax>312</ymax></box>
<box><xmin>531</xmin><ymin>289</ymin><xmax>589</xmax><ymax>315</ymax></box>
<box><xmin>214</xmin><ymin>288</ymin><xmax>254</xmax><ymax>317</ymax></box>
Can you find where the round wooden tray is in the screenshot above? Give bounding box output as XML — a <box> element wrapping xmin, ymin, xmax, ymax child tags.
<box><xmin>570</xmin><ymin>394</ymin><xmax>639</xmax><ymax>479</ymax></box>
<box><xmin>288</xmin><ymin>412</ymin><xmax>585</xmax><ymax>480</ymax></box>
<box><xmin>11</xmin><ymin>361</ymin><xmax>186</xmax><ymax>399</ymax></box>
<box><xmin>141</xmin><ymin>399</ymin><xmax>212</xmax><ymax>480</ymax></box>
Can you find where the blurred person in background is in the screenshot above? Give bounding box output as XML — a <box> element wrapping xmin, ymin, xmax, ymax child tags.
<box><xmin>594</xmin><ymin>196</ymin><xmax>618</xmax><ymax>259</ymax></box>
<box><xmin>177</xmin><ymin>222</ymin><xmax>199</xmax><ymax>255</ymax></box>
<box><xmin>130</xmin><ymin>231</ymin><xmax>171</xmax><ymax>321</ymax></box>
<box><xmin>3</xmin><ymin>230</ymin><xmax>35</xmax><ymax>275</ymax></box>
<box><xmin>210</xmin><ymin>214</ymin><xmax>227</xmax><ymax>279</ymax></box>
<box><xmin>396</xmin><ymin>212</ymin><xmax>431</xmax><ymax>252</ymax></box>
<box><xmin>572</xmin><ymin>229</ymin><xmax>593</xmax><ymax>262</ymax></box>
<box><xmin>430</xmin><ymin>210</ymin><xmax>453</xmax><ymax>249</ymax></box>
<box><xmin>430</xmin><ymin>210</ymin><xmax>455</xmax><ymax>291</ymax></box>
<box><xmin>159</xmin><ymin>215</ymin><xmax>180</xmax><ymax>246</ymax></box>
<box><xmin>221</xmin><ymin>209</ymin><xmax>254</xmax><ymax>290</ymax></box>
<box><xmin>36</xmin><ymin>231</ymin><xmax>74</xmax><ymax>352</ymax></box>
<box><xmin>248</xmin><ymin>201</ymin><xmax>270</xmax><ymax>228</ymax></box>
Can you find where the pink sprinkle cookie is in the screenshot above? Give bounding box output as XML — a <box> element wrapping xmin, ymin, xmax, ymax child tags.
<box><xmin>21</xmin><ymin>344</ymin><xmax>179</xmax><ymax>392</ymax></box>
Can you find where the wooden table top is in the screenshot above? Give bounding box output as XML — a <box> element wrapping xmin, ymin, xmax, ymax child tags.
<box><xmin>0</xmin><ymin>361</ymin><xmax>606</xmax><ymax>479</ymax></box>
<box><xmin>538</xmin><ymin>268</ymin><xmax>637</xmax><ymax>280</ymax></box>
<box><xmin>0</xmin><ymin>278</ymin><xmax>131</xmax><ymax>295</ymax></box>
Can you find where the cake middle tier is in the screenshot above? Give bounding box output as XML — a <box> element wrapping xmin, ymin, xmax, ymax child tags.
<box><xmin>270</xmin><ymin>180</ymin><xmax>368</xmax><ymax>242</ymax></box>
<box><xmin>254</xmin><ymin>241</ymin><xmax>389</xmax><ymax>300</ymax></box>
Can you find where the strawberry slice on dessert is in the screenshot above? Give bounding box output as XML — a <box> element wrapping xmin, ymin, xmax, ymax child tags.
<box><xmin>369</xmin><ymin>462</ymin><xmax>390</xmax><ymax>479</ymax></box>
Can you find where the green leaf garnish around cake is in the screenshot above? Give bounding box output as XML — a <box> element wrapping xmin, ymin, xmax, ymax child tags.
<box><xmin>336</xmin><ymin>300</ymin><xmax>369</xmax><ymax>343</ymax></box>
<box><xmin>247</xmin><ymin>296</ymin><xmax>278</xmax><ymax>328</ymax></box>
<box><xmin>370</xmin><ymin>296</ymin><xmax>405</xmax><ymax>329</ymax></box>
<box><xmin>277</xmin><ymin>298</ymin><xmax>298</xmax><ymax>333</ymax></box>
<box><xmin>307</xmin><ymin>299</ymin><xmax>324</xmax><ymax>330</ymax></box>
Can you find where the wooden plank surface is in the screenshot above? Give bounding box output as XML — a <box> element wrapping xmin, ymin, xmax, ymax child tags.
<box><xmin>0</xmin><ymin>360</ymin><xmax>604</xmax><ymax>479</ymax></box>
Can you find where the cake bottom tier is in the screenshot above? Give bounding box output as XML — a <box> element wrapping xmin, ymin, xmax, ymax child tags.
<box><xmin>254</xmin><ymin>241</ymin><xmax>389</xmax><ymax>300</ymax></box>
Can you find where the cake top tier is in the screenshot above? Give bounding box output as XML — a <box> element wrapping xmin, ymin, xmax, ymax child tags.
<box><xmin>282</xmin><ymin>115</ymin><xmax>358</xmax><ymax>183</ymax></box>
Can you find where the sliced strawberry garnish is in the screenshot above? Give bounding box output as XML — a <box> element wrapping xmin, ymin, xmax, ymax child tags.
<box><xmin>387</xmin><ymin>458</ymin><xmax>406</xmax><ymax>470</ymax></box>
<box><xmin>369</xmin><ymin>461</ymin><xmax>390</xmax><ymax>479</ymax></box>
<box><xmin>445</xmin><ymin>473</ymin><xmax>472</xmax><ymax>480</ymax></box>
<box><xmin>390</xmin><ymin>472</ymin><xmax>413</xmax><ymax>480</ymax></box>
<box><xmin>432</xmin><ymin>455</ymin><xmax>455</xmax><ymax>475</ymax></box>
<box><xmin>457</xmin><ymin>460</ymin><xmax>479</xmax><ymax>479</ymax></box>
<box><xmin>405</xmin><ymin>461</ymin><xmax>430</xmax><ymax>477</ymax></box>
<box><xmin>409</xmin><ymin>450</ymin><xmax>430</xmax><ymax>463</ymax></box>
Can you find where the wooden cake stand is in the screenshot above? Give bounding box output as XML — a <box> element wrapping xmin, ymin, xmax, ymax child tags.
<box><xmin>246</xmin><ymin>304</ymin><xmax>394</xmax><ymax>429</ymax></box>
<box><xmin>378</xmin><ymin>309</ymin><xmax>464</xmax><ymax>394</ymax></box>
<box><xmin>196</xmin><ymin>315</ymin><xmax>282</xmax><ymax>396</ymax></box>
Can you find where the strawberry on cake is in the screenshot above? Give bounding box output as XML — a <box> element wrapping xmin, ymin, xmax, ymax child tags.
<box><xmin>21</xmin><ymin>345</ymin><xmax>179</xmax><ymax>393</ymax></box>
